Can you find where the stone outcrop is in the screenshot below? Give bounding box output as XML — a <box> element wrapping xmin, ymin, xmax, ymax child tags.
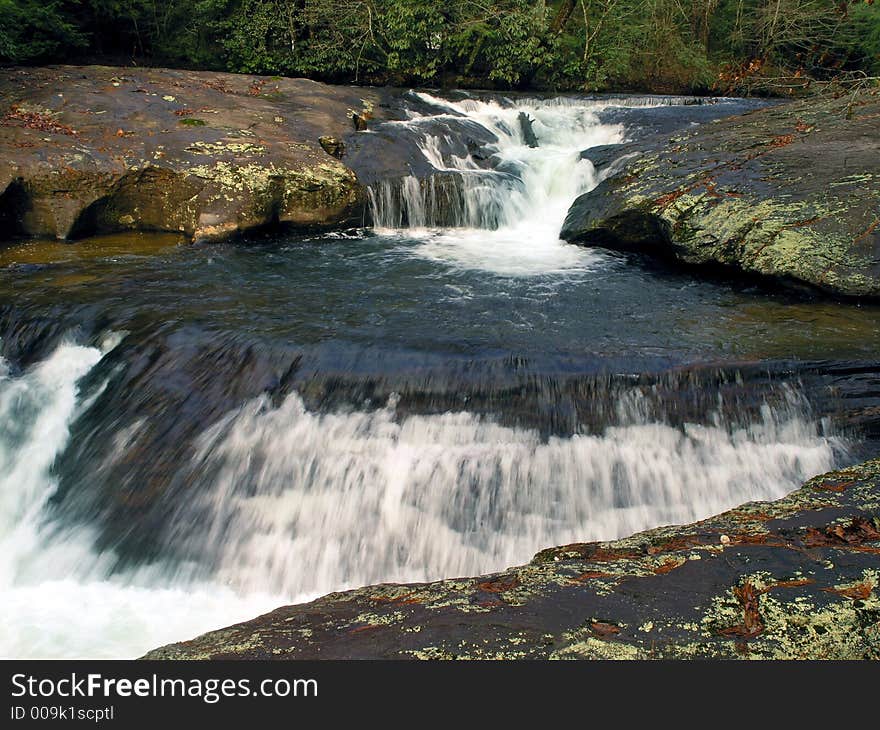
<box><xmin>561</xmin><ymin>94</ymin><xmax>880</xmax><ymax>298</ymax></box>
<box><xmin>0</xmin><ymin>65</ymin><xmax>389</xmax><ymax>242</ymax></box>
<box><xmin>145</xmin><ymin>459</ymin><xmax>880</xmax><ymax>660</ymax></box>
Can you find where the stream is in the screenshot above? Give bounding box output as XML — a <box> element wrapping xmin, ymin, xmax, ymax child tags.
<box><xmin>2</xmin><ymin>91</ymin><xmax>879</xmax><ymax>658</ymax></box>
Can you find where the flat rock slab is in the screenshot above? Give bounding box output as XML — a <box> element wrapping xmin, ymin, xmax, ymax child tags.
<box><xmin>146</xmin><ymin>459</ymin><xmax>880</xmax><ymax>659</ymax></box>
<box><xmin>561</xmin><ymin>93</ymin><xmax>880</xmax><ymax>298</ymax></box>
<box><xmin>0</xmin><ymin>65</ymin><xmax>391</xmax><ymax>242</ymax></box>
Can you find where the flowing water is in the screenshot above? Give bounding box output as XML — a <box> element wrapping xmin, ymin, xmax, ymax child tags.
<box><xmin>1</xmin><ymin>92</ymin><xmax>879</xmax><ymax>658</ymax></box>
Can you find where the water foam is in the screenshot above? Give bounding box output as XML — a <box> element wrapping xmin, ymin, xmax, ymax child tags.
<box><xmin>172</xmin><ymin>387</ymin><xmax>843</xmax><ymax>598</ymax></box>
<box><xmin>0</xmin><ymin>344</ymin><xmax>284</xmax><ymax>658</ymax></box>
<box><xmin>368</xmin><ymin>93</ymin><xmax>628</xmax><ymax>275</ymax></box>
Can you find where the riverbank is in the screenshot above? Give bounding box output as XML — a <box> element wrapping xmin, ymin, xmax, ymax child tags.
<box><xmin>145</xmin><ymin>458</ymin><xmax>880</xmax><ymax>660</ymax></box>
<box><xmin>3</xmin><ymin>67</ymin><xmax>879</xmax><ymax>660</ymax></box>
<box><xmin>2</xmin><ymin>65</ymin><xmax>879</xmax><ymax>300</ymax></box>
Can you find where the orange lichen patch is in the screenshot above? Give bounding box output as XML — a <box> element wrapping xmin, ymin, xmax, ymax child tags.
<box><xmin>853</xmin><ymin>218</ymin><xmax>879</xmax><ymax>246</ymax></box>
<box><xmin>822</xmin><ymin>582</ymin><xmax>874</xmax><ymax>601</ymax></box>
<box><xmin>653</xmin><ymin>559</ymin><xmax>683</xmax><ymax>575</ymax></box>
<box><xmin>794</xmin><ymin>119</ymin><xmax>814</xmax><ymax>133</ymax></box>
<box><xmin>760</xmin><ymin>578</ymin><xmax>815</xmax><ymax>593</ymax></box>
<box><xmin>537</xmin><ymin>543</ymin><xmax>641</xmax><ymax>563</ymax></box>
<box><xmin>201</xmin><ymin>79</ymin><xmax>232</xmax><ymax>94</ymax></box>
<box><xmin>248</xmin><ymin>80</ymin><xmax>270</xmax><ymax>97</ymax></box>
<box><xmin>733</xmin><ymin>510</ymin><xmax>779</xmax><ymax>524</ymax></box>
<box><xmin>588</xmin><ymin>547</ymin><xmax>641</xmax><ymax>562</ymax></box>
<box><xmin>477</xmin><ymin>577</ymin><xmax>521</xmax><ymax>594</ymax></box>
<box><xmin>701</xmin><ymin>180</ymin><xmax>744</xmax><ymax>200</ymax></box>
<box><xmin>732</xmin><ymin>533</ymin><xmax>782</xmax><ymax>547</ymax></box>
<box><xmin>590</xmin><ymin>621</ymin><xmax>620</xmax><ymax>637</ymax></box>
<box><xmin>173</xmin><ymin>108</ymin><xmax>195</xmax><ymax>117</ymax></box>
<box><xmin>349</xmin><ymin>624</ymin><xmax>382</xmax><ymax>635</ymax></box>
<box><xmin>654</xmin><ymin>187</ymin><xmax>691</xmax><ymax>209</ymax></box>
<box><xmin>371</xmin><ymin>592</ymin><xmax>422</xmax><ymax>606</ymax></box>
<box><xmin>717</xmin><ymin>581</ymin><xmax>764</xmax><ymax>639</ymax></box>
<box><xmin>784</xmin><ymin>216</ymin><xmax>823</xmax><ymax>229</ymax></box>
<box><xmin>767</xmin><ymin>133</ymin><xmax>796</xmax><ymax>149</ymax></box>
<box><xmin>569</xmin><ymin>571</ymin><xmax>614</xmax><ymax>583</ymax></box>
<box><xmin>647</xmin><ymin>535</ymin><xmax>705</xmax><ymax>554</ymax></box>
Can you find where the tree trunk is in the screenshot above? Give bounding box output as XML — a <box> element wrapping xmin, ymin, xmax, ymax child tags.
<box><xmin>548</xmin><ymin>0</ymin><xmax>577</xmax><ymax>37</ymax></box>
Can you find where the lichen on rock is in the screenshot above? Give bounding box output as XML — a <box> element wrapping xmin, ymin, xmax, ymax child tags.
<box><xmin>561</xmin><ymin>95</ymin><xmax>880</xmax><ymax>299</ymax></box>
<box><xmin>0</xmin><ymin>65</ymin><xmax>379</xmax><ymax>243</ymax></box>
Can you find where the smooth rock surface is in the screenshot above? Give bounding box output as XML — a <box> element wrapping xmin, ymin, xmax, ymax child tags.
<box><xmin>561</xmin><ymin>94</ymin><xmax>880</xmax><ymax>298</ymax></box>
<box><xmin>0</xmin><ymin>65</ymin><xmax>388</xmax><ymax>242</ymax></box>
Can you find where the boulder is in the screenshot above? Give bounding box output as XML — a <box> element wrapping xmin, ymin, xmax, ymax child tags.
<box><xmin>0</xmin><ymin>66</ymin><xmax>389</xmax><ymax>242</ymax></box>
<box><xmin>518</xmin><ymin>111</ymin><xmax>538</xmax><ymax>147</ymax></box>
<box><xmin>561</xmin><ymin>94</ymin><xmax>880</xmax><ymax>298</ymax></box>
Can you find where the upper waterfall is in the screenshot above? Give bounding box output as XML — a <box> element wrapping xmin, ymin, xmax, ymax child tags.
<box><xmin>368</xmin><ymin>93</ymin><xmax>625</xmax><ymax>232</ymax></box>
<box><xmin>365</xmin><ymin>93</ymin><xmax>630</xmax><ymax>276</ymax></box>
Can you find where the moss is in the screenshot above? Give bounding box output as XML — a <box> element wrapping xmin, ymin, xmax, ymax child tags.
<box><xmin>178</xmin><ymin>118</ymin><xmax>206</xmax><ymax>127</ymax></box>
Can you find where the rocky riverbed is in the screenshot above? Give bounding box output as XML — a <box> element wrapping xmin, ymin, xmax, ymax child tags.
<box><xmin>3</xmin><ymin>67</ymin><xmax>879</xmax><ymax>661</ymax></box>
<box><xmin>146</xmin><ymin>459</ymin><xmax>880</xmax><ymax>660</ymax></box>
<box><xmin>561</xmin><ymin>93</ymin><xmax>880</xmax><ymax>298</ymax></box>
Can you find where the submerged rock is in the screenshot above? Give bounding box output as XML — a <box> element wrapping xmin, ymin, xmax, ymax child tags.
<box><xmin>561</xmin><ymin>94</ymin><xmax>880</xmax><ymax>298</ymax></box>
<box><xmin>0</xmin><ymin>66</ymin><xmax>392</xmax><ymax>243</ymax></box>
<box><xmin>145</xmin><ymin>458</ymin><xmax>880</xmax><ymax>659</ymax></box>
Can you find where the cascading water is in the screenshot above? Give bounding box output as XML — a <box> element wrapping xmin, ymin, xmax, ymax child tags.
<box><xmin>367</xmin><ymin>93</ymin><xmax>626</xmax><ymax>275</ymax></box>
<box><xmin>0</xmin><ymin>341</ymin><xmax>846</xmax><ymax>657</ymax></box>
<box><xmin>0</xmin><ymin>91</ymin><xmax>866</xmax><ymax>659</ymax></box>
<box><xmin>0</xmin><ymin>342</ymin><xmax>284</xmax><ymax>659</ymax></box>
<box><xmin>174</xmin><ymin>387</ymin><xmax>842</xmax><ymax>597</ymax></box>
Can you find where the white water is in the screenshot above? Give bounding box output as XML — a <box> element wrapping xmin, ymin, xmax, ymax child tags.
<box><xmin>0</xmin><ymin>342</ymin><xmax>844</xmax><ymax>657</ymax></box>
<box><xmin>179</xmin><ymin>388</ymin><xmax>842</xmax><ymax>597</ymax></box>
<box><xmin>0</xmin><ymin>344</ymin><xmax>284</xmax><ymax>659</ymax></box>
<box><xmin>368</xmin><ymin>93</ymin><xmax>628</xmax><ymax>275</ymax></box>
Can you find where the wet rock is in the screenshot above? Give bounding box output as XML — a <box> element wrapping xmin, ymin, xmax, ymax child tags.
<box><xmin>318</xmin><ymin>136</ymin><xmax>345</xmax><ymax>159</ymax></box>
<box><xmin>0</xmin><ymin>66</ymin><xmax>400</xmax><ymax>243</ymax></box>
<box><xmin>145</xmin><ymin>458</ymin><xmax>880</xmax><ymax>659</ymax></box>
<box><xmin>518</xmin><ymin>112</ymin><xmax>538</xmax><ymax>148</ymax></box>
<box><xmin>561</xmin><ymin>94</ymin><xmax>880</xmax><ymax>299</ymax></box>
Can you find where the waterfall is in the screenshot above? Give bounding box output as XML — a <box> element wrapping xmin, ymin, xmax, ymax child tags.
<box><xmin>367</xmin><ymin>93</ymin><xmax>621</xmax><ymax>233</ymax></box>
<box><xmin>166</xmin><ymin>385</ymin><xmax>842</xmax><ymax>597</ymax></box>
<box><xmin>364</xmin><ymin>92</ymin><xmax>635</xmax><ymax>276</ymax></box>
<box><xmin>0</xmin><ymin>343</ymin><xmax>283</xmax><ymax>659</ymax></box>
<box><xmin>0</xmin><ymin>343</ymin><xmax>846</xmax><ymax>657</ymax></box>
<box><xmin>0</xmin><ymin>91</ymin><xmax>857</xmax><ymax>659</ymax></box>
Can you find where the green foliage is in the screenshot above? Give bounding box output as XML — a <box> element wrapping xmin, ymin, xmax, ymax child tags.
<box><xmin>0</xmin><ymin>0</ymin><xmax>877</xmax><ymax>93</ymax></box>
<box><xmin>0</xmin><ymin>0</ymin><xmax>85</xmax><ymax>62</ymax></box>
<box><xmin>847</xmin><ymin>3</ymin><xmax>880</xmax><ymax>73</ymax></box>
